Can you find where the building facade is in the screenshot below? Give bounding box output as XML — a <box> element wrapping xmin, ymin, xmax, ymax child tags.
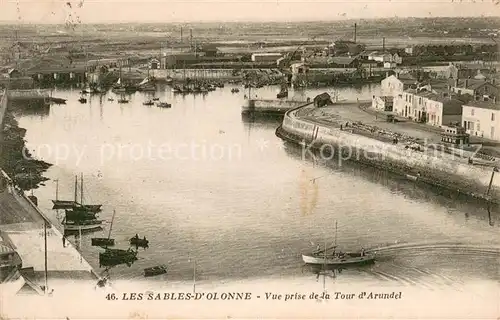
<box><xmin>394</xmin><ymin>89</ymin><xmax>463</xmax><ymax>127</ymax></box>
<box><xmin>462</xmin><ymin>100</ymin><xmax>500</xmax><ymax>140</ymax></box>
<box><xmin>380</xmin><ymin>74</ymin><xmax>418</xmax><ymax>97</ymax></box>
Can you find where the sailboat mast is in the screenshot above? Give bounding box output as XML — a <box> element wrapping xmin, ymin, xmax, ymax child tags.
<box><xmin>80</xmin><ymin>173</ymin><xmax>84</xmax><ymax>205</ymax></box>
<box><xmin>55</xmin><ymin>179</ymin><xmax>59</xmax><ymax>201</ymax></box>
<box><xmin>44</xmin><ymin>220</ymin><xmax>48</xmax><ymax>294</ymax></box>
<box><xmin>193</xmin><ymin>259</ymin><xmax>196</xmax><ymax>294</ymax></box>
<box><xmin>334</xmin><ymin>221</ymin><xmax>338</xmax><ymax>248</ymax></box>
<box><xmin>107</xmin><ymin>210</ymin><xmax>116</xmax><ymax>240</ymax></box>
<box><xmin>74</xmin><ymin>175</ymin><xmax>78</xmax><ymax>203</ymax></box>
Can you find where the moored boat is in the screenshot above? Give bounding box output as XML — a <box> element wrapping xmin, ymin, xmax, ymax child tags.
<box><xmin>91</xmin><ymin>210</ymin><xmax>116</xmax><ymax>247</ymax></box>
<box><xmin>143</xmin><ymin>100</ymin><xmax>154</xmax><ymax>106</ymax></box>
<box><xmin>130</xmin><ymin>235</ymin><xmax>149</xmax><ymax>248</ymax></box>
<box><xmin>51</xmin><ymin>175</ymin><xmax>102</xmax><ymax>212</ymax></box>
<box><xmin>63</xmin><ymin>219</ymin><xmax>103</xmax><ymax>231</ymax></box>
<box><xmin>99</xmin><ymin>248</ymin><xmax>138</xmax><ymax>267</ymax></box>
<box><xmin>144</xmin><ymin>265</ymin><xmax>167</xmax><ymax>277</ymax></box>
<box><xmin>156</xmin><ymin>102</ymin><xmax>171</xmax><ymax>108</ymax></box>
<box><xmin>78</xmin><ymin>97</ymin><xmax>87</xmax><ymax>103</ymax></box>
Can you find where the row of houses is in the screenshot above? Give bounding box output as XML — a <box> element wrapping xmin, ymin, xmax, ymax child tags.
<box><xmin>373</xmin><ymin>73</ymin><xmax>500</xmax><ymax>141</ymax></box>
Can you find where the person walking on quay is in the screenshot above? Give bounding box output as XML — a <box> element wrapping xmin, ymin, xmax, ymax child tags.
<box><xmin>62</xmin><ymin>235</ymin><xmax>66</xmax><ymax>248</ymax></box>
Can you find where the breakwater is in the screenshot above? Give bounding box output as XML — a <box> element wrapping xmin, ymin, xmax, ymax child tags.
<box><xmin>242</xmin><ymin>99</ymin><xmax>310</xmax><ymax>116</ymax></box>
<box><xmin>276</xmin><ymin>105</ymin><xmax>500</xmax><ymax>203</ymax></box>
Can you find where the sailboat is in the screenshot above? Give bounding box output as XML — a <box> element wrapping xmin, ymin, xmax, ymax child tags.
<box><xmin>91</xmin><ymin>210</ymin><xmax>116</xmax><ymax>247</ymax></box>
<box><xmin>62</xmin><ymin>174</ymin><xmax>103</xmax><ymax>231</ymax></box>
<box><xmin>52</xmin><ymin>175</ymin><xmax>102</xmax><ymax>212</ymax></box>
<box><xmin>137</xmin><ymin>70</ymin><xmax>156</xmax><ymax>92</ymax></box>
<box><xmin>302</xmin><ymin>222</ymin><xmax>375</xmax><ymax>266</ymax></box>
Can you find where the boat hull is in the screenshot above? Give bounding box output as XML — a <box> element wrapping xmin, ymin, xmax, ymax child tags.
<box><xmin>144</xmin><ymin>265</ymin><xmax>167</xmax><ymax>277</ymax></box>
<box><xmin>302</xmin><ymin>253</ymin><xmax>375</xmax><ymax>266</ymax></box>
<box><xmin>91</xmin><ymin>238</ymin><xmax>115</xmax><ymax>246</ymax></box>
<box><xmin>52</xmin><ymin>200</ymin><xmax>102</xmax><ymax>212</ymax></box>
<box><xmin>63</xmin><ymin>221</ymin><xmax>103</xmax><ymax>231</ymax></box>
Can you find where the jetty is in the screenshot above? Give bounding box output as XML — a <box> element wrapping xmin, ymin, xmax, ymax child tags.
<box><xmin>276</xmin><ymin>93</ymin><xmax>500</xmax><ymax>203</ymax></box>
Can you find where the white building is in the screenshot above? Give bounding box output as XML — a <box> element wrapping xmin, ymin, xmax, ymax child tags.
<box><xmin>394</xmin><ymin>89</ymin><xmax>463</xmax><ymax>127</ymax></box>
<box><xmin>462</xmin><ymin>99</ymin><xmax>500</xmax><ymax>140</ymax></box>
<box><xmin>380</xmin><ymin>74</ymin><xmax>418</xmax><ymax>97</ymax></box>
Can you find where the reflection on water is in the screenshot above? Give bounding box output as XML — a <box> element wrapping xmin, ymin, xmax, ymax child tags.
<box><xmin>14</xmin><ymin>84</ymin><xmax>500</xmax><ymax>290</ymax></box>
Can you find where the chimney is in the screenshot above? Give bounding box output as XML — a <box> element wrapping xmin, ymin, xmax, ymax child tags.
<box><xmin>455</xmin><ymin>78</ymin><xmax>458</xmax><ymax>88</ymax></box>
<box><xmin>383</xmin><ymin>37</ymin><xmax>385</xmax><ymax>52</ymax></box>
<box><xmin>465</xmin><ymin>79</ymin><xmax>468</xmax><ymax>88</ymax></box>
<box><xmin>180</xmin><ymin>27</ymin><xmax>183</xmax><ymax>42</ymax></box>
<box><xmin>354</xmin><ymin>23</ymin><xmax>357</xmax><ymax>43</ymax></box>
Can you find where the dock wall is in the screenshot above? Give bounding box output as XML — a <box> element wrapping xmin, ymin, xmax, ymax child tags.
<box><xmin>242</xmin><ymin>99</ymin><xmax>310</xmax><ymax>115</ymax></box>
<box><xmin>0</xmin><ymin>93</ymin><xmax>99</xmax><ymax>283</ymax></box>
<box><xmin>278</xmin><ymin>106</ymin><xmax>500</xmax><ymax>202</ymax></box>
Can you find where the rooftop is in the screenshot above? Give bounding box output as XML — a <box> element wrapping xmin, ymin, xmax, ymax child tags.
<box><xmin>464</xmin><ymin>100</ymin><xmax>500</xmax><ymax>111</ymax></box>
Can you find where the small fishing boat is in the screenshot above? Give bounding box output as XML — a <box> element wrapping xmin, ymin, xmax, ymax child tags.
<box><xmin>48</xmin><ymin>97</ymin><xmax>67</xmax><ymax>104</ymax></box>
<box><xmin>156</xmin><ymin>102</ymin><xmax>171</xmax><ymax>108</ymax></box>
<box><xmin>152</xmin><ymin>97</ymin><xmax>160</xmax><ymax>101</ymax></box>
<box><xmin>130</xmin><ymin>235</ymin><xmax>149</xmax><ymax>248</ymax></box>
<box><xmin>117</xmin><ymin>97</ymin><xmax>129</xmax><ymax>104</ymax></box>
<box><xmin>63</xmin><ymin>219</ymin><xmax>103</xmax><ymax>231</ymax></box>
<box><xmin>107</xmin><ymin>98</ymin><xmax>114</xmax><ymax>101</ymax></box>
<box><xmin>231</xmin><ymin>88</ymin><xmax>240</xmax><ymax>93</ymax></box>
<box><xmin>276</xmin><ymin>90</ymin><xmax>288</xmax><ymax>99</ymax></box>
<box><xmin>99</xmin><ymin>248</ymin><xmax>138</xmax><ymax>268</ymax></box>
<box><xmin>78</xmin><ymin>97</ymin><xmax>87</xmax><ymax>103</ymax></box>
<box><xmin>144</xmin><ymin>265</ymin><xmax>167</xmax><ymax>277</ymax></box>
<box><xmin>302</xmin><ymin>222</ymin><xmax>375</xmax><ymax>266</ymax></box>
<box><xmin>143</xmin><ymin>100</ymin><xmax>154</xmax><ymax>106</ymax></box>
<box><xmin>91</xmin><ymin>210</ymin><xmax>116</xmax><ymax>247</ymax></box>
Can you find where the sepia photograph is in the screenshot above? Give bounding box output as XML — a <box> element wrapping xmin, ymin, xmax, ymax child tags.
<box><xmin>0</xmin><ymin>0</ymin><xmax>499</xmax><ymax>318</ymax></box>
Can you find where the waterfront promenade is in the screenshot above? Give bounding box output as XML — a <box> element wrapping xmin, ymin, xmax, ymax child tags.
<box><xmin>0</xmin><ymin>91</ymin><xmax>98</xmax><ymax>296</ymax></box>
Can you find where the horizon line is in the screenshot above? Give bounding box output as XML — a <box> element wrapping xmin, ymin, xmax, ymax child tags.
<box><xmin>0</xmin><ymin>15</ymin><xmax>499</xmax><ymax>26</ymax></box>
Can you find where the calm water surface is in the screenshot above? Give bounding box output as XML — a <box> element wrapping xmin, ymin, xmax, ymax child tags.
<box><xmin>14</xmin><ymin>83</ymin><xmax>500</xmax><ymax>290</ymax></box>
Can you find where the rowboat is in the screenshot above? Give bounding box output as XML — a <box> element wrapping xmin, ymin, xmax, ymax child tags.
<box><xmin>144</xmin><ymin>265</ymin><xmax>167</xmax><ymax>277</ymax></box>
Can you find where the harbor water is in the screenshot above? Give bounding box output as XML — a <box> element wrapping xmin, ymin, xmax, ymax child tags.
<box><xmin>13</xmin><ymin>83</ymin><xmax>500</xmax><ymax>292</ymax></box>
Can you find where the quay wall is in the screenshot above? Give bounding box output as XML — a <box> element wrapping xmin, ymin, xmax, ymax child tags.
<box><xmin>0</xmin><ymin>93</ymin><xmax>99</xmax><ymax>281</ymax></box>
<box><xmin>279</xmin><ymin>107</ymin><xmax>500</xmax><ymax>201</ymax></box>
<box><xmin>242</xmin><ymin>99</ymin><xmax>309</xmax><ymax>114</ymax></box>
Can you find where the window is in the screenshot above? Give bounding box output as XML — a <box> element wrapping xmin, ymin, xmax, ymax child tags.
<box><xmin>471</xmin><ymin>109</ymin><xmax>475</xmax><ymax>116</ymax></box>
<box><xmin>492</xmin><ymin>113</ymin><xmax>496</xmax><ymax>121</ymax></box>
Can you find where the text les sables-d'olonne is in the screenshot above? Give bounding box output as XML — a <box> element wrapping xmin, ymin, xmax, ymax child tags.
<box><xmin>114</xmin><ymin>291</ymin><xmax>403</xmax><ymax>301</ymax></box>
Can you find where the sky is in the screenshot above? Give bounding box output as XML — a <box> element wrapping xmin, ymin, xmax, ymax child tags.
<box><xmin>0</xmin><ymin>0</ymin><xmax>499</xmax><ymax>23</ymax></box>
